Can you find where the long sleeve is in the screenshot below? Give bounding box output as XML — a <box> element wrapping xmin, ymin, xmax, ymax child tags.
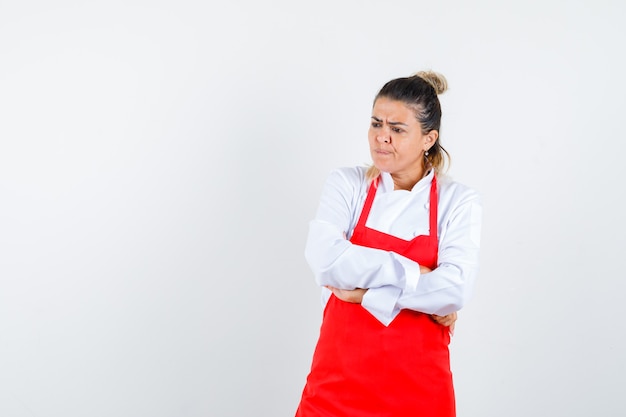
<box><xmin>398</xmin><ymin>195</ymin><xmax>482</xmax><ymax>314</ymax></box>
<box><xmin>304</xmin><ymin>168</ymin><xmax>421</xmax><ymax>293</ymax></box>
<box><xmin>362</xmin><ymin>190</ymin><xmax>482</xmax><ymax>325</ymax></box>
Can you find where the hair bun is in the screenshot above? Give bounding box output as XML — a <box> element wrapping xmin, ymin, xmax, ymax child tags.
<box><xmin>413</xmin><ymin>70</ymin><xmax>448</xmax><ymax>95</ymax></box>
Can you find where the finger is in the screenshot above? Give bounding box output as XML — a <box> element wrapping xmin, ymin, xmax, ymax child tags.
<box><xmin>325</xmin><ymin>286</ymin><xmax>338</xmax><ymax>297</ymax></box>
<box><xmin>432</xmin><ymin>315</ymin><xmax>453</xmax><ymax>327</ymax></box>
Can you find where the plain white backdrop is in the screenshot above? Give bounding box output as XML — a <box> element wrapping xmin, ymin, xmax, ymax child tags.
<box><xmin>1</xmin><ymin>0</ymin><xmax>625</xmax><ymax>416</ymax></box>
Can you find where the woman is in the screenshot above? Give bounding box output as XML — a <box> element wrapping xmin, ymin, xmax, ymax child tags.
<box><xmin>295</xmin><ymin>71</ymin><xmax>482</xmax><ymax>417</ymax></box>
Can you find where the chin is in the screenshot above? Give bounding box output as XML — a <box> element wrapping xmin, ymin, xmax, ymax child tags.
<box><xmin>372</xmin><ymin>162</ymin><xmax>392</xmax><ymax>173</ymax></box>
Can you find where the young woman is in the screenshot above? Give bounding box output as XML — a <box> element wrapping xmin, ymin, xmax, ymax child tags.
<box><xmin>295</xmin><ymin>71</ymin><xmax>482</xmax><ymax>417</ymax></box>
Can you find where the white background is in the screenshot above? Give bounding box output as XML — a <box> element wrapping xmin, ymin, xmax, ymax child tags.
<box><xmin>1</xmin><ymin>1</ymin><xmax>625</xmax><ymax>416</ymax></box>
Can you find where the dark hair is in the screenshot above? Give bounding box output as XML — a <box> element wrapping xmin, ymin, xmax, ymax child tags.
<box><xmin>372</xmin><ymin>71</ymin><xmax>450</xmax><ymax>173</ymax></box>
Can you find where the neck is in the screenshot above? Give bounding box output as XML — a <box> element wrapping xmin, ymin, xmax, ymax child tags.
<box><xmin>391</xmin><ymin>168</ymin><xmax>428</xmax><ymax>191</ymax></box>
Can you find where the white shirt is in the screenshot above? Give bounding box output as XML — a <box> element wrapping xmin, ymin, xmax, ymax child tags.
<box><xmin>305</xmin><ymin>166</ymin><xmax>482</xmax><ymax>326</ymax></box>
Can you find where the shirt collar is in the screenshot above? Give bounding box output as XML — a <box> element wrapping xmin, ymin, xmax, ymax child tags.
<box><xmin>379</xmin><ymin>169</ymin><xmax>434</xmax><ymax>193</ymax></box>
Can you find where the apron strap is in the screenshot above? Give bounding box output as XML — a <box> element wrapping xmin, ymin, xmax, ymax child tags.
<box><xmin>356</xmin><ymin>174</ymin><xmax>438</xmax><ymax>240</ymax></box>
<box><xmin>429</xmin><ymin>174</ymin><xmax>438</xmax><ymax>240</ymax></box>
<box><xmin>354</xmin><ymin>176</ymin><xmax>379</xmax><ymax>231</ymax></box>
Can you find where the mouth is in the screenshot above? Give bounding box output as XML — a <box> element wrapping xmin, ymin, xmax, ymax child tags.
<box><xmin>373</xmin><ymin>149</ymin><xmax>392</xmax><ymax>155</ymax></box>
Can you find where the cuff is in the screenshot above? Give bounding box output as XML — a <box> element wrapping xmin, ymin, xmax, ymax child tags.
<box><xmin>361</xmin><ymin>286</ymin><xmax>402</xmax><ymax>326</ymax></box>
<box><xmin>395</xmin><ymin>254</ymin><xmax>421</xmax><ymax>292</ymax></box>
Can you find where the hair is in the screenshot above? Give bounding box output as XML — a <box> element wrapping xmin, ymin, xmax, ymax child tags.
<box><xmin>365</xmin><ymin>70</ymin><xmax>451</xmax><ymax>181</ymax></box>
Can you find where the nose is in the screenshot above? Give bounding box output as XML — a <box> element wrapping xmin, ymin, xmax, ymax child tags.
<box><xmin>377</xmin><ymin>128</ymin><xmax>391</xmax><ymax>144</ymax></box>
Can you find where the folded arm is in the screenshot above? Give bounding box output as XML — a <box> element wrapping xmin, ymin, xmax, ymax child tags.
<box><xmin>361</xmin><ymin>196</ymin><xmax>482</xmax><ymax>325</ymax></box>
<box><xmin>305</xmin><ymin>169</ymin><xmax>421</xmax><ymax>293</ymax></box>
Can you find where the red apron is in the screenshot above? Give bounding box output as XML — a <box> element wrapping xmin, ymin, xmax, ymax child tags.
<box><xmin>296</xmin><ymin>174</ymin><xmax>455</xmax><ymax>417</ymax></box>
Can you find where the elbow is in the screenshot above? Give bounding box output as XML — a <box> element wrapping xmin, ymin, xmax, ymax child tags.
<box><xmin>435</xmin><ymin>297</ymin><xmax>464</xmax><ymax>316</ymax></box>
<box><xmin>304</xmin><ymin>246</ymin><xmax>336</xmax><ymax>287</ymax></box>
<box><xmin>434</xmin><ymin>281</ymin><xmax>474</xmax><ymax>315</ymax></box>
<box><xmin>452</xmin><ymin>284</ymin><xmax>473</xmax><ymax>311</ymax></box>
<box><xmin>304</xmin><ymin>236</ymin><xmax>350</xmax><ymax>274</ymax></box>
<box><xmin>304</xmin><ymin>245</ymin><xmax>329</xmax><ymax>274</ymax></box>
<box><xmin>432</xmin><ymin>263</ymin><xmax>477</xmax><ymax>314</ymax></box>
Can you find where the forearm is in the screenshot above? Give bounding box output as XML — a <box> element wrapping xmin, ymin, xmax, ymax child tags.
<box><xmin>305</xmin><ymin>219</ymin><xmax>420</xmax><ymax>291</ymax></box>
<box><xmin>361</xmin><ymin>262</ymin><xmax>477</xmax><ymax>325</ymax></box>
<box><xmin>398</xmin><ymin>196</ymin><xmax>483</xmax><ymax>315</ymax></box>
<box><xmin>397</xmin><ymin>262</ymin><xmax>479</xmax><ymax>315</ymax></box>
<box><xmin>362</xmin><ymin>197</ymin><xmax>482</xmax><ymax>324</ymax></box>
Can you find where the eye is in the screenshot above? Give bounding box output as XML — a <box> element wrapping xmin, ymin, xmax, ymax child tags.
<box><xmin>371</xmin><ymin>121</ymin><xmax>382</xmax><ymax>128</ymax></box>
<box><xmin>391</xmin><ymin>127</ymin><xmax>403</xmax><ymax>133</ymax></box>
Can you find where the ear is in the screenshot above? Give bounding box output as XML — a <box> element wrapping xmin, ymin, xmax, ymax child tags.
<box><xmin>424</xmin><ymin>130</ymin><xmax>439</xmax><ymax>151</ymax></box>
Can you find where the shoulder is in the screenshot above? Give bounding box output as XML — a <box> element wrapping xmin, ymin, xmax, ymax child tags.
<box><xmin>317</xmin><ymin>166</ymin><xmax>369</xmax><ymax>214</ymax></box>
<box><xmin>325</xmin><ymin>166</ymin><xmax>368</xmax><ymax>189</ymax></box>
<box><xmin>437</xmin><ymin>174</ymin><xmax>481</xmax><ymax>207</ymax></box>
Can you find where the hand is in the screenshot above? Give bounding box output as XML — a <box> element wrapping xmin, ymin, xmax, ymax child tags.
<box><xmin>325</xmin><ymin>286</ymin><xmax>368</xmax><ymax>304</ymax></box>
<box><xmin>431</xmin><ymin>311</ymin><xmax>457</xmax><ymax>335</ymax></box>
<box><xmin>420</xmin><ymin>265</ymin><xmax>432</xmax><ymax>274</ymax></box>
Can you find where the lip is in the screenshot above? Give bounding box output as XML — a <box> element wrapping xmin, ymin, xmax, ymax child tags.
<box><xmin>373</xmin><ymin>149</ymin><xmax>392</xmax><ymax>155</ymax></box>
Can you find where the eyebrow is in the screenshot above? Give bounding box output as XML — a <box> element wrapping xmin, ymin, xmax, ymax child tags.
<box><xmin>371</xmin><ymin>116</ymin><xmax>408</xmax><ymax>127</ymax></box>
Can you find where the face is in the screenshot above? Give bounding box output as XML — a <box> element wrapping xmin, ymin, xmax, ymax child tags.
<box><xmin>368</xmin><ymin>98</ymin><xmax>437</xmax><ymax>179</ymax></box>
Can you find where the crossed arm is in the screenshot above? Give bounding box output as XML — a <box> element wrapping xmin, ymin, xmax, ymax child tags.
<box><xmin>325</xmin><ymin>263</ymin><xmax>458</xmax><ymax>332</ymax></box>
<box><xmin>306</xmin><ymin>168</ymin><xmax>481</xmax><ymax>327</ymax></box>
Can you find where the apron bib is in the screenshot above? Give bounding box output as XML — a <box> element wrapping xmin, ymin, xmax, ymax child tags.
<box><xmin>296</xmin><ymin>174</ymin><xmax>455</xmax><ymax>417</ymax></box>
